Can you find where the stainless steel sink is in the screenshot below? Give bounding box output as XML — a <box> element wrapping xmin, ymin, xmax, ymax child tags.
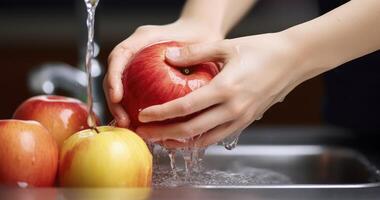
<box><xmin>157</xmin><ymin>145</ymin><xmax>380</xmax><ymax>188</ymax></box>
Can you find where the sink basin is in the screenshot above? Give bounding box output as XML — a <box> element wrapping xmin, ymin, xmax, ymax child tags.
<box><xmin>157</xmin><ymin>145</ymin><xmax>380</xmax><ymax>188</ymax></box>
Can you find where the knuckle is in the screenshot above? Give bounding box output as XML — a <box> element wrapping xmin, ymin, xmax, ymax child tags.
<box><xmin>178</xmin><ymin>124</ymin><xmax>196</xmax><ymax>136</ymax></box>
<box><xmin>102</xmin><ymin>76</ymin><xmax>109</xmax><ymax>90</ymax></box>
<box><xmin>217</xmin><ymin>40</ymin><xmax>233</xmax><ymax>55</ymax></box>
<box><xmin>107</xmin><ymin>51</ymin><xmax>115</xmax><ymax>64</ymax></box>
<box><xmin>149</xmin><ymin>109</ymin><xmax>164</xmax><ymax>120</ymax></box>
<box><xmin>214</xmin><ymin>79</ymin><xmax>238</xmax><ymax>95</ymax></box>
<box><xmin>242</xmin><ymin>114</ymin><xmax>253</xmax><ymax>124</ymax></box>
<box><xmin>180</xmin><ymin>123</ymin><xmax>203</xmax><ymax>137</ymax></box>
<box><xmin>180</xmin><ymin>45</ymin><xmax>194</xmax><ymax>57</ymax></box>
<box><xmin>109</xmin><ymin>41</ymin><xmax>135</xmax><ymax>61</ymax></box>
<box><xmin>226</xmin><ymin>102</ymin><xmax>244</xmax><ymax>117</ymax></box>
<box><xmin>177</xmin><ymin>100</ymin><xmax>192</xmax><ymax>115</ymax></box>
<box><xmin>135</xmin><ymin>25</ymin><xmax>156</xmax><ymax>33</ymax></box>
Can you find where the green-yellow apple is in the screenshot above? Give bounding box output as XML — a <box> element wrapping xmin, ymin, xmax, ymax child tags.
<box><xmin>13</xmin><ymin>95</ymin><xmax>95</xmax><ymax>148</ymax></box>
<box><xmin>0</xmin><ymin>120</ymin><xmax>58</xmax><ymax>187</ymax></box>
<box><xmin>59</xmin><ymin>126</ymin><xmax>152</xmax><ymax>187</ymax></box>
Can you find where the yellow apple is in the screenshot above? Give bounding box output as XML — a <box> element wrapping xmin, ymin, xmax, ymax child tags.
<box><xmin>59</xmin><ymin>126</ymin><xmax>152</xmax><ymax>187</ymax></box>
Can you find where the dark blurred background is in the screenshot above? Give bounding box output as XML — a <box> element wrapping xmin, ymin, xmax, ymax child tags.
<box><xmin>0</xmin><ymin>0</ymin><xmax>323</xmax><ymax>125</ymax></box>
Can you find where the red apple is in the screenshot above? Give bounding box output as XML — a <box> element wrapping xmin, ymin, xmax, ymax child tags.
<box><xmin>0</xmin><ymin>120</ymin><xmax>58</xmax><ymax>187</ymax></box>
<box><xmin>122</xmin><ymin>41</ymin><xmax>219</xmax><ymax>129</ymax></box>
<box><xmin>13</xmin><ymin>95</ymin><xmax>94</xmax><ymax>148</ymax></box>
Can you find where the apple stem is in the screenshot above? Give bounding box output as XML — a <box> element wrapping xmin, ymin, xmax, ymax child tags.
<box><xmin>93</xmin><ymin>127</ymin><xmax>100</xmax><ymax>133</ymax></box>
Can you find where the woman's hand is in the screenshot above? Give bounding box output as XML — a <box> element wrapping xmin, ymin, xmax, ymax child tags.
<box><xmin>104</xmin><ymin>19</ymin><xmax>223</xmax><ymax>127</ymax></box>
<box><xmin>136</xmin><ymin>33</ymin><xmax>306</xmax><ymax>148</ymax></box>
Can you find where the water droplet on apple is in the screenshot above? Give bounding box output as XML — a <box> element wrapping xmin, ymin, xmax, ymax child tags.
<box><xmin>17</xmin><ymin>182</ymin><xmax>28</xmax><ymax>188</ymax></box>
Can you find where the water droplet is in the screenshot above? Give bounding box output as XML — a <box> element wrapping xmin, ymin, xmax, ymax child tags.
<box><xmin>278</xmin><ymin>95</ymin><xmax>287</xmax><ymax>103</ymax></box>
<box><xmin>222</xmin><ymin>134</ymin><xmax>240</xmax><ymax>150</ymax></box>
<box><xmin>17</xmin><ymin>182</ymin><xmax>28</xmax><ymax>188</ymax></box>
<box><xmin>256</xmin><ymin>115</ymin><xmax>263</xmax><ymax>121</ymax></box>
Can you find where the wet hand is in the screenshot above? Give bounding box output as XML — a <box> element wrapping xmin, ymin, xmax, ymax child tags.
<box><xmin>104</xmin><ymin>19</ymin><xmax>223</xmax><ymax>127</ymax></box>
<box><xmin>137</xmin><ymin>33</ymin><xmax>304</xmax><ymax>148</ymax></box>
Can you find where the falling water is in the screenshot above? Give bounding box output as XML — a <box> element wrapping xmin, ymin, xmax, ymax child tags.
<box><xmin>84</xmin><ymin>0</ymin><xmax>99</xmax><ymax>130</ymax></box>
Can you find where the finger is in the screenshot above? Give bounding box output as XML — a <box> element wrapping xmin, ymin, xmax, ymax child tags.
<box><xmin>165</xmin><ymin>41</ymin><xmax>231</xmax><ymax>67</ymax></box>
<box><xmin>139</xmin><ymin>84</ymin><xmax>223</xmax><ymax>122</ymax></box>
<box><xmin>103</xmin><ymin>78</ymin><xmax>130</xmax><ymax>127</ymax></box>
<box><xmin>194</xmin><ymin>120</ymin><xmax>250</xmax><ymax>148</ymax></box>
<box><xmin>161</xmin><ymin>140</ymin><xmax>188</xmax><ymax>149</ymax></box>
<box><xmin>107</xmin><ymin>45</ymin><xmax>134</xmax><ymax>103</ymax></box>
<box><xmin>107</xmin><ymin>29</ymin><xmax>166</xmax><ymax>103</ymax></box>
<box><xmin>137</xmin><ymin>104</ymin><xmax>234</xmax><ymax>142</ymax></box>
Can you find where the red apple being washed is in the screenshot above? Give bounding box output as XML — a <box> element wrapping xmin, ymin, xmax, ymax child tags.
<box><xmin>13</xmin><ymin>95</ymin><xmax>94</xmax><ymax>148</ymax></box>
<box><xmin>0</xmin><ymin>120</ymin><xmax>58</xmax><ymax>187</ymax></box>
<box><xmin>122</xmin><ymin>41</ymin><xmax>219</xmax><ymax>129</ymax></box>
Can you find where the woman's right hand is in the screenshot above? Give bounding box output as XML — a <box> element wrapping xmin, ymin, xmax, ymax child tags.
<box><xmin>104</xmin><ymin>19</ymin><xmax>224</xmax><ymax>127</ymax></box>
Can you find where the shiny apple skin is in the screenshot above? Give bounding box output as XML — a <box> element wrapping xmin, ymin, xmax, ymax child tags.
<box><xmin>122</xmin><ymin>41</ymin><xmax>219</xmax><ymax>129</ymax></box>
<box><xmin>13</xmin><ymin>95</ymin><xmax>92</xmax><ymax>148</ymax></box>
<box><xmin>0</xmin><ymin>120</ymin><xmax>58</xmax><ymax>187</ymax></box>
<box><xmin>59</xmin><ymin>126</ymin><xmax>152</xmax><ymax>187</ymax></box>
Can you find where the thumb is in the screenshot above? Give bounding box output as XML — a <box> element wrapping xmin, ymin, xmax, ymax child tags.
<box><xmin>165</xmin><ymin>41</ymin><xmax>230</xmax><ymax>67</ymax></box>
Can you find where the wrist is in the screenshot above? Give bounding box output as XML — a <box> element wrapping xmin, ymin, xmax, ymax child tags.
<box><xmin>279</xmin><ymin>28</ymin><xmax>327</xmax><ymax>83</ymax></box>
<box><xmin>177</xmin><ymin>16</ymin><xmax>225</xmax><ymax>40</ymax></box>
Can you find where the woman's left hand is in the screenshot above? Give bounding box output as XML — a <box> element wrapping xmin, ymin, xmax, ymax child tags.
<box><xmin>136</xmin><ymin>33</ymin><xmax>306</xmax><ymax>148</ymax></box>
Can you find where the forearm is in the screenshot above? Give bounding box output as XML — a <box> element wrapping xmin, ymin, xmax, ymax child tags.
<box><xmin>180</xmin><ymin>0</ymin><xmax>256</xmax><ymax>37</ymax></box>
<box><xmin>283</xmin><ymin>0</ymin><xmax>380</xmax><ymax>80</ymax></box>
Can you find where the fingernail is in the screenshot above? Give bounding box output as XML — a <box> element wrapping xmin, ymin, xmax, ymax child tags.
<box><xmin>138</xmin><ymin>112</ymin><xmax>152</xmax><ymax>123</ymax></box>
<box><xmin>138</xmin><ymin>114</ymin><xmax>147</xmax><ymax>123</ymax></box>
<box><xmin>166</xmin><ymin>47</ymin><xmax>181</xmax><ymax>60</ymax></box>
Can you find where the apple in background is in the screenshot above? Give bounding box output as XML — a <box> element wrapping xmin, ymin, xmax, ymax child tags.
<box><xmin>0</xmin><ymin>120</ymin><xmax>58</xmax><ymax>187</ymax></box>
<box><xmin>59</xmin><ymin>126</ymin><xmax>152</xmax><ymax>187</ymax></box>
<box><xmin>122</xmin><ymin>41</ymin><xmax>219</xmax><ymax>129</ymax></box>
<box><xmin>13</xmin><ymin>95</ymin><xmax>94</xmax><ymax>148</ymax></box>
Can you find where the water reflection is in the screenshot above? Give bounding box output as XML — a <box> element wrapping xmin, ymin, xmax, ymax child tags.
<box><xmin>0</xmin><ymin>188</ymin><xmax>151</xmax><ymax>200</ymax></box>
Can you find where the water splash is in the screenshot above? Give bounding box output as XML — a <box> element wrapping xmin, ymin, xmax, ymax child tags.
<box><xmin>153</xmin><ymin>167</ymin><xmax>292</xmax><ymax>188</ymax></box>
<box><xmin>17</xmin><ymin>182</ymin><xmax>28</xmax><ymax>188</ymax></box>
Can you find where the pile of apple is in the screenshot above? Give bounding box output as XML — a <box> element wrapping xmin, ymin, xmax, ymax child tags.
<box><xmin>0</xmin><ymin>95</ymin><xmax>152</xmax><ymax>187</ymax></box>
<box><xmin>0</xmin><ymin>41</ymin><xmax>218</xmax><ymax>188</ymax></box>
